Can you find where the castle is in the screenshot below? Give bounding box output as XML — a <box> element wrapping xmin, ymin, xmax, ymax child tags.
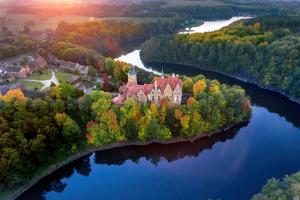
<box><xmin>112</xmin><ymin>67</ymin><xmax>183</xmax><ymax>105</ymax></box>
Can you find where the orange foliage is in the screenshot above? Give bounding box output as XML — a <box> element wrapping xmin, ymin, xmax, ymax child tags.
<box><xmin>86</xmin><ymin>120</ymin><xmax>96</xmax><ymax>129</ymax></box>
<box><xmin>107</xmin><ymin>109</ymin><xmax>120</xmax><ymax>132</ymax></box>
<box><xmin>193</xmin><ymin>80</ymin><xmax>207</xmax><ymax>96</ymax></box>
<box><xmin>175</xmin><ymin>108</ymin><xmax>182</xmax><ymax>120</ymax></box>
<box><xmin>187</xmin><ymin>97</ymin><xmax>197</xmax><ymax>108</ymax></box>
<box><xmin>0</xmin><ymin>88</ymin><xmax>27</xmax><ymax>103</ymax></box>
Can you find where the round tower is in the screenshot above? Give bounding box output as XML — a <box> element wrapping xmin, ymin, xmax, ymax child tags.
<box><xmin>128</xmin><ymin>67</ymin><xmax>137</xmax><ymax>85</ymax></box>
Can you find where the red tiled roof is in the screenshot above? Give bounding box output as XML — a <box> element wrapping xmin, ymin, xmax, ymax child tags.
<box><xmin>154</xmin><ymin>76</ymin><xmax>183</xmax><ymax>90</ymax></box>
<box><xmin>144</xmin><ymin>84</ymin><xmax>154</xmax><ymax>94</ymax></box>
<box><xmin>126</xmin><ymin>85</ymin><xmax>144</xmax><ymax>97</ymax></box>
<box><xmin>112</xmin><ymin>95</ymin><xmax>125</xmax><ymax>105</ymax></box>
<box><xmin>118</xmin><ymin>76</ymin><xmax>183</xmax><ymax>103</ymax></box>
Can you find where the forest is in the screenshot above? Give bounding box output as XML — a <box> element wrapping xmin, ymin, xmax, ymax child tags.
<box><xmin>141</xmin><ymin>15</ymin><xmax>300</xmax><ymax>102</ymax></box>
<box><xmin>252</xmin><ymin>171</ymin><xmax>300</xmax><ymax>200</ymax></box>
<box><xmin>0</xmin><ymin>30</ymin><xmax>36</xmax><ymax>59</ymax></box>
<box><xmin>0</xmin><ymin>73</ymin><xmax>251</xmax><ymax>192</ymax></box>
<box><xmin>48</xmin><ymin>19</ymin><xmax>184</xmax><ymax>67</ymax></box>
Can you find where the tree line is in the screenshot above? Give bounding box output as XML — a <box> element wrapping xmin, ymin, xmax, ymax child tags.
<box><xmin>140</xmin><ymin>15</ymin><xmax>300</xmax><ymax>102</ymax></box>
<box><xmin>46</xmin><ymin>19</ymin><xmax>184</xmax><ymax>69</ymax></box>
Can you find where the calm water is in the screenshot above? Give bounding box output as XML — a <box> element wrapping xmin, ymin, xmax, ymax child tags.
<box><xmin>179</xmin><ymin>16</ymin><xmax>251</xmax><ymax>34</ymax></box>
<box><xmin>17</xmin><ymin>18</ymin><xmax>300</xmax><ymax>200</ymax></box>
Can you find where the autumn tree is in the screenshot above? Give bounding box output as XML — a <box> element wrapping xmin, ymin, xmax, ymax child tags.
<box><xmin>193</xmin><ymin>80</ymin><xmax>207</xmax><ymax>97</ymax></box>
<box><xmin>0</xmin><ymin>88</ymin><xmax>27</xmax><ymax>103</ymax></box>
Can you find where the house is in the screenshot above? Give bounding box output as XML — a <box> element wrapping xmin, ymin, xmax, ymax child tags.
<box><xmin>68</xmin><ymin>75</ymin><xmax>83</xmax><ymax>87</ymax></box>
<box><xmin>112</xmin><ymin>67</ymin><xmax>183</xmax><ymax>105</ymax></box>
<box><xmin>16</xmin><ymin>66</ymin><xmax>32</xmax><ymax>78</ymax></box>
<box><xmin>29</xmin><ymin>56</ymin><xmax>47</xmax><ymax>71</ymax></box>
<box><xmin>48</xmin><ymin>54</ymin><xmax>88</xmax><ymax>75</ymax></box>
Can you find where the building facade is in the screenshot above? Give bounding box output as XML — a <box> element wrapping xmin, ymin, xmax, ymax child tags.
<box><xmin>112</xmin><ymin>68</ymin><xmax>183</xmax><ymax>105</ymax></box>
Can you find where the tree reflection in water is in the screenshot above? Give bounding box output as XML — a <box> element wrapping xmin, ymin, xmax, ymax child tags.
<box><xmin>17</xmin><ymin>123</ymin><xmax>247</xmax><ymax>200</ymax></box>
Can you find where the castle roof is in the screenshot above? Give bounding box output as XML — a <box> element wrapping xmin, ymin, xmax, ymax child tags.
<box><xmin>114</xmin><ymin>75</ymin><xmax>183</xmax><ymax>105</ymax></box>
<box><xmin>154</xmin><ymin>76</ymin><xmax>183</xmax><ymax>90</ymax></box>
<box><xmin>112</xmin><ymin>95</ymin><xmax>125</xmax><ymax>105</ymax></box>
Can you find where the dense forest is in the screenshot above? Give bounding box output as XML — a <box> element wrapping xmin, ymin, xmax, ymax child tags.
<box><xmin>141</xmin><ymin>15</ymin><xmax>300</xmax><ymax>102</ymax></box>
<box><xmin>48</xmin><ymin>19</ymin><xmax>184</xmax><ymax>67</ymax></box>
<box><xmin>0</xmin><ymin>30</ymin><xmax>36</xmax><ymax>59</ymax></box>
<box><xmin>0</xmin><ymin>73</ymin><xmax>251</xmax><ymax>192</ymax></box>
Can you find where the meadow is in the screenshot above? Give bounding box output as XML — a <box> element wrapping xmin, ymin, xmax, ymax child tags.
<box><xmin>18</xmin><ymin>69</ymin><xmax>74</xmax><ymax>90</ymax></box>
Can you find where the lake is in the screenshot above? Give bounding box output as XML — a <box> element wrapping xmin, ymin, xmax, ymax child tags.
<box><xmin>17</xmin><ymin>17</ymin><xmax>300</xmax><ymax>200</ymax></box>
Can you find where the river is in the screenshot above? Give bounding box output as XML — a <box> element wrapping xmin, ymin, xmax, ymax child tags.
<box><xmin>17</xmin><ymin>17</ymin><xmax>300</xmax><ymax>200</ymax></box>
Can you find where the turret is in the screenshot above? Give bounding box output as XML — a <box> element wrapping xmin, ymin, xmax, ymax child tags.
<box><xmin>128</xmin><ymin>67</ymin><xmax>137</xmax><ymax>85</ymax></box>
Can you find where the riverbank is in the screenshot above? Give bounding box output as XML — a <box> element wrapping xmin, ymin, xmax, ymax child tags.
<box><xmin>6</xmin><ymin>121</ymin><xmax>248</xmax><ymax>200</ymax></box>
<box><xmin>143</xmin><ymin>60</ymin><xmax>300</xmax><ymax>105</ymax></box>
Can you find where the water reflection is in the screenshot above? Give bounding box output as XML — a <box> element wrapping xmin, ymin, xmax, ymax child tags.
<box><xmin>17</xmin><ymin>123</ymin><xmax>247</xmax><ymax>200</ymax></box>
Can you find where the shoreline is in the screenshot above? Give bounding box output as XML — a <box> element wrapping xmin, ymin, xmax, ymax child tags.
<box><xmin>142</xmin><ymin>59</ymin><xmax>300</xmax><ymax>105</ymax></box>
<box><xmin>7</xmin><ymin>121</ymin><xmax>248</xmax><ymax>200</ymax></box>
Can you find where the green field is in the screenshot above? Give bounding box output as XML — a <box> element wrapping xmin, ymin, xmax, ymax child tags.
<box><xmin>5</xmin><ymin>14</ymin><xmax>170</xmax><ymax>31</ymax></box>
<box><xmin>17</xmin><ymin>69</ymin><xmax>74</xmax><ymax>90</ymax></box>
<box><xmin>21</xmin><ymin>81</ymin><xmax>43</xmax><ymax>90</ymax></box>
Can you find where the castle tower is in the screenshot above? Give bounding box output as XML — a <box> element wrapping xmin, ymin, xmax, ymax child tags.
<box><xmin>128</xmin><ymin>67</ymin><xmax>137</xmax><ymax>85</ymax></box>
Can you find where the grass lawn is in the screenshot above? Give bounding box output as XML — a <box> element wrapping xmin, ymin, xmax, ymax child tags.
<box><xmin>55</xmin><ymin>70</ymin><xmax>74</xmax><ymax>82</ymax></box>
<box><xmin>16</xmin><ymin>69</ymin><xmax>74</xmax><ymax>90</ymax></box>
<box><xmin>25</xmin><ymin>69</ymin><xmax>52</xmax><ymax>80</ymax></box>
<box><xmin>4</xmin><ymin>14</ymin><xmax>171</xmax><ymax>31</ymax></box>
<box><xmin>21</xmin><ymin>80</ymin><xmax>43</xmax><ymax>90</ymax></box>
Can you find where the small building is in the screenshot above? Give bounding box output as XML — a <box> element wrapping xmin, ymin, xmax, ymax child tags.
<box><xmin>29</xmin><ymin>56</ymin><xmax>47</xmax><ymax>71</ymax></box>
<box><xmin>16</xmin><ymin>66</ymin><xmax>32</xmax><ymax>78</ymax></box>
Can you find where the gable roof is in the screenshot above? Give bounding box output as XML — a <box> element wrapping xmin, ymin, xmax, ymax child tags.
<box><xmin>154</xmin><ymin>76</ymin><xmax>183</xmax><ymax>91</ymax></box>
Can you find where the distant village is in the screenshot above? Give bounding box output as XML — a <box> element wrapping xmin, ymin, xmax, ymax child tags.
<box><xmin>0</xmin><ymin>53</ymin><xmax>92</xmax><ymax>97</ymax></box>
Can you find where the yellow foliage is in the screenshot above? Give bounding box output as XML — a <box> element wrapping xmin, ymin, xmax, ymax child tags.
<box><xmin>55</xmin><ymin>113</ymin><xmax>68</xmax><ymax>125</ymax></box>
<box><xmin>160</xmin><ymin>99</ymin><xmax>168</xmax><ymax>124</ymax></box>
<box><xmin>193</xmin><ymin>79</ymin><xmax>207</xmax><ymax>96</ymax></box>
<box><xmin>180</xmin><ymin>114</ymin><xmax>190</xmax><ymax>130</ymax></box>
<box><xmin>107</xmin><ymin>109</ymin><xmax>120</xmax><ymax>132</ymax></box>
<box><xmin>187</xmin><ymin>97</ymin><xmax>197</xmax><ymax>108</ymax></box>
<box><xmin>209</xmin><ymin>80</ymin><xmax>220</xmax><ymax>93</ymax></box>
<box><xmin>150</xmin><ymin>102</ymin><xmax>158</xmax><ymax>118</ymax></box>
<box><xmin>0</xmin><ymin>88</ymin><xmax>27</xmax><ymax>103</ymax></box>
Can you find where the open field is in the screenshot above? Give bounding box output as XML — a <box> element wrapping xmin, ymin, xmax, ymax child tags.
<box><xmin>3</xmin><ymin>14</ymin><xmax>171</xmax><ymax>31</ymax></box>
